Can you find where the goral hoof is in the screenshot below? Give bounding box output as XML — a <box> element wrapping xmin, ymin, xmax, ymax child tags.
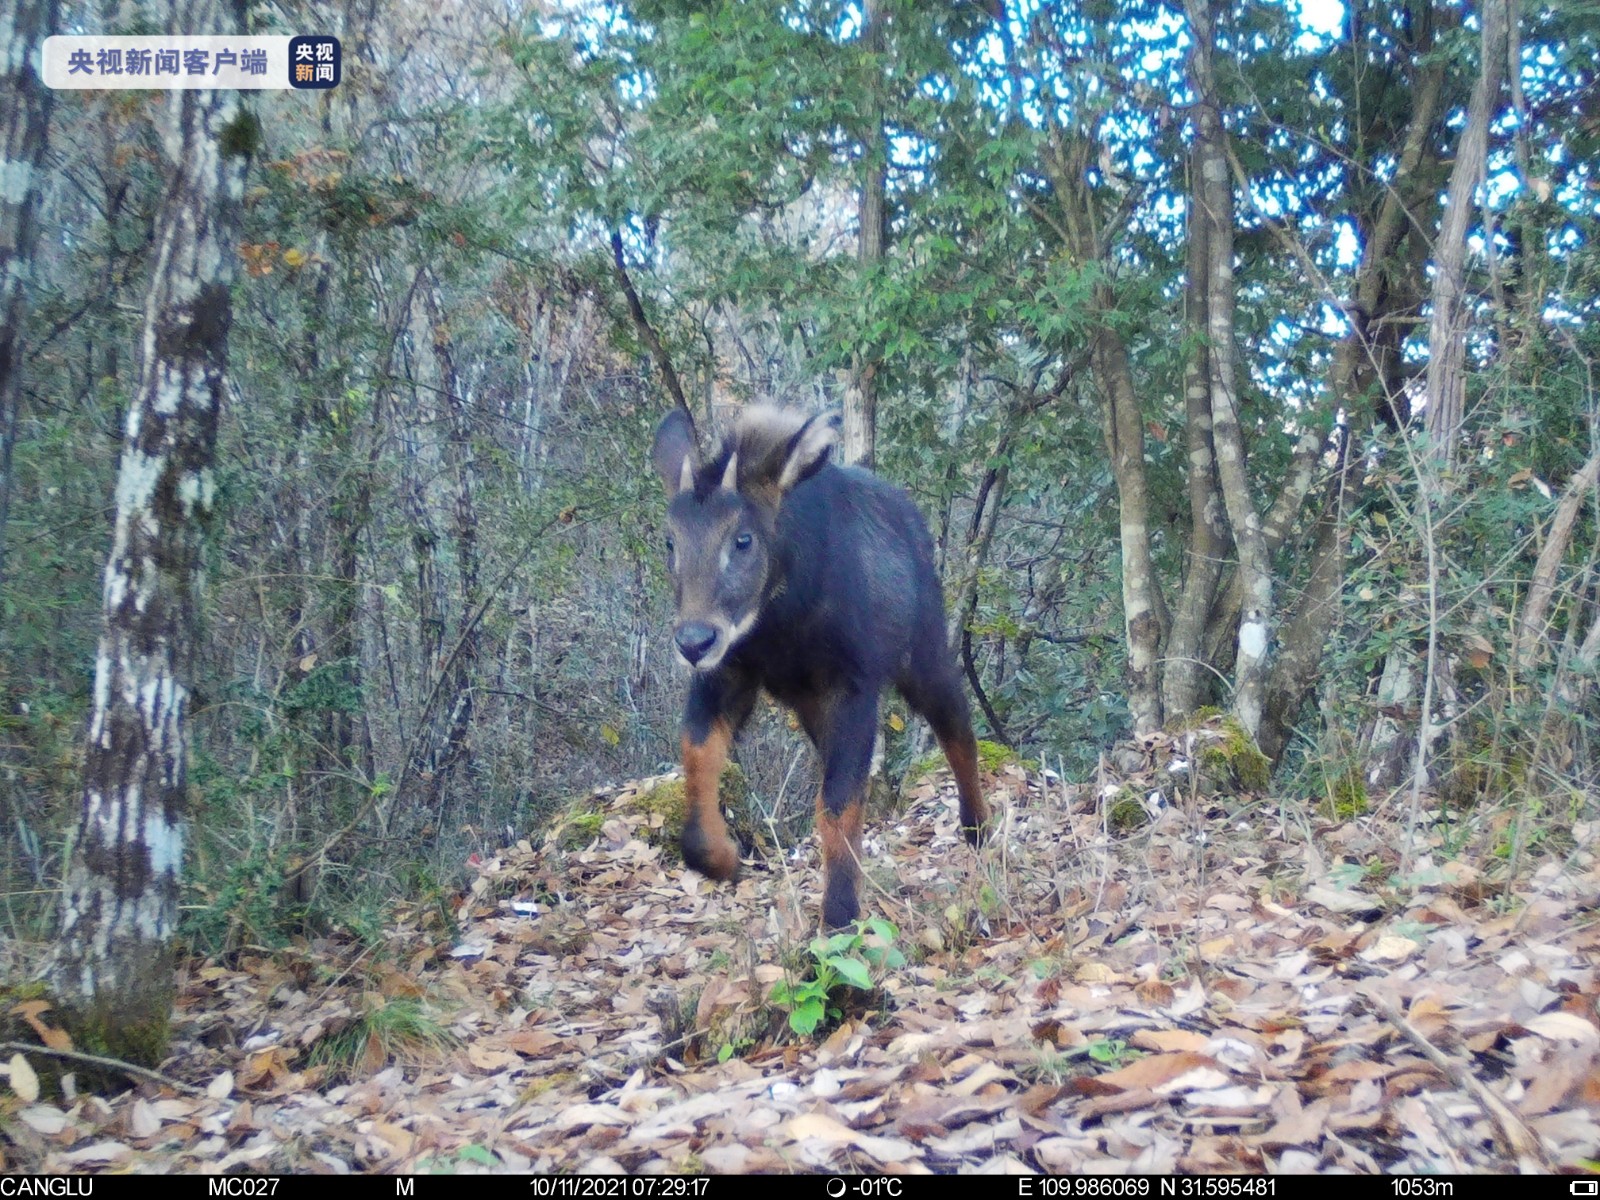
<box><xmin>682</xmin><ymin>824</ymin><xmax>741</xmax><ymax>882</ymax></box>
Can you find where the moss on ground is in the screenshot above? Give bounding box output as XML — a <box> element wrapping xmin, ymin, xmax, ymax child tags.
<box><xmin>1105</xmin><ymin>787</ymin><xmax>1150</xmax><ymax>832</ymax></box>
<box><xmin>553</xmin><ymin>763</ymin><xmax>751</xmax><ymax>865</ymax></box>
<box><xmin>909</xmin><ymin>737</ymin><xmax>1022</xmax><ymax>782</ymax></box>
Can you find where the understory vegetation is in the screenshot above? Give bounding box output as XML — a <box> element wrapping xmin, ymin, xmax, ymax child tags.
<box><xmin>2</xmin><ymin>0</ymin><xmax>1597</xmax><ymax>963</ymax></box>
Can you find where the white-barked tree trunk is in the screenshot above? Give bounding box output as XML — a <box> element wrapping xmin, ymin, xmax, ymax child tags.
<box><xmin>48</xmin><ymin>0</ymin><xmax>253</xmax><ymax>1061</ymax></box>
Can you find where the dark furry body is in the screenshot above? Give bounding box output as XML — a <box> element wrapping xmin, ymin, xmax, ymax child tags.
<box><xmin>682</xmin><ymin>461</ymin><xmax>966</xmax><ymax>740</ymax></box>
<box><xmin>659</xmin><ymin>411</ymin><xmax>989</xmax><ymax>929</ymax></box>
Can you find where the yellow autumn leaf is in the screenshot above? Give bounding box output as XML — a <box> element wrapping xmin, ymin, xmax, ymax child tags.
<box><xmin>887</xmin><ymin>712</ymin><xmax>904</xmax><ymax>732</ymax></box>
<box><xmin>283</xmin><ymin>247</ymin><xmax>308</xmax><ymax>267</ymax></box>
<box><xmin>600</xmin><ymin>724</ymin><xmax>620</xmax><ymax>747</ymax></box>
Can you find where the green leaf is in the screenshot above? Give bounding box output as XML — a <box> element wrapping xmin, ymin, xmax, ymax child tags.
<box><xmin>827</xmin><ymin>955</ymin><xmax>873</xmax><ymax>991</ymax></box>
<box><xmin>1088</xmin><ymin>1039</ymin><xmax>1125</xmax><ymax>1064</ymax></box>
<box><xmin>789</xmin><ymin>997</ymin><xmax>825</xmax><ymax>1036</ymax></box>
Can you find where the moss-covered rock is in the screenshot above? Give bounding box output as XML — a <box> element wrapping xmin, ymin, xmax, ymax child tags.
<box><xmin>1105</xmin><ymin>787</ymin><xmax>1151</xmax><ymax>832</ymax></box>
<box><xmin>1200</xmin><ymin>716</ymin><xmax>1272</xmax><ymax>793</ymax></box>
<box><xmin>1</xmin><ymin>979</ymin><xmax>174</xmax><ymax>1095</ymax></box>
<box><xmin>557</xmin><ymin>808</ymin><xmax>608</xmax><ymax>850</ymax></box>
<box><xmin>1173</xmin><ymin>712</ymin><xmax>1271</xmax><ymax>795</ymax></box>
<box><xmin>977</xmin><ymin>739</ymin><xmax>1020</xmax><ymax>772</ymax></box>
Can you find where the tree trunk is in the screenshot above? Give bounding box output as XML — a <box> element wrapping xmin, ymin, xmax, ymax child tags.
<box><xmin>1091</xmin><ymin>323</ymin><xmax>1165</xmax><ymax>734</ymax></box>
<box><xmin>418</xmin><ymin>277</ymin><xmax>481</xmax><ymax>812</ymax></box>
<box><xmin>1259</xmin><ymin>474</ymin><xmax>1348</xmax><ymax>761</ymax></box>
<box><xmin>1423</xmin><ymin>0</ymin><xmax>1508</xmax><ymax>457</ymax></box>
<box><xmin>842</xmin><ymin>0</ymin><xmax>885</xmax><ymax>469</ymax></box>
<box><xmin>0</xmin><ymin>0</ymin><xmax>59</xmax><ymax>594</ymax></box>
<box><xmin>1161</xmin><ymin>130</ymin><xmax>1230</xmax><ymax>721</ymax></box>
<box><xmin>1513</xmin><ymin>448</ymin><xmax>1600</xmax><ymax>673</ymax></box>
<box><xmin>48</xmin><ymin>0</ymin><xmax>252</xmax><ymax>1063</ymax></box>
<box><xmin>1186</xmin><ymin>0</ymin><xmax>1272</xmax><ymax>743</ymax></box>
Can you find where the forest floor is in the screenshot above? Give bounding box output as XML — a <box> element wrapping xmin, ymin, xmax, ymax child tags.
<box><xmin>6</xmin><ymin>734</ymin><xmax>1600</xmax><ymax>1175</ymax></box>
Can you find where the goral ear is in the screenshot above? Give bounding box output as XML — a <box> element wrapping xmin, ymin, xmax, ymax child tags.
<box><xmin>776</xmin><ymin>412</ymin><xmax>840</xmax><ymax>493</ymax></box>
<box><xmin>652</xmin><ymin>408</ymin><xmax>700</xmax><ymax>496</ymax></box>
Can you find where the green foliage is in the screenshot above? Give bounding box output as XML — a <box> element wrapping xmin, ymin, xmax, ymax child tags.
<box><xmin>1028</xmin><ymin>1036</ymin><xmax>1142</xmax><ymax>1084</ymax></box>
<box><xmin>1086</xmin><ymin>1038</ymin><xmax>1138</xmax><ymax>1067</ymax></box>
<box><xmin>307</xmin><ymin>997</ymin><xmax>458</xmax><ymax>1082</ymax></box>
<box><xmin>279</xmin><ymin>659</ymin><xmax>363</xmax><ymax>718</ymax></box>
<box><xmin>768</xmin><ymin>919</ymin><xmax>905</xmax><ymax>1038</ymax></box>
<box><xmin>1323</xmin><ymin>769</ymin><xmax>1370</xmax><ymax>821</ymax></box>
<box><xmin>218</xmin><ymin>109</ymin><xmax>264</xmax><ymax>160</ymax></box>
<box><xmin>416</xmin><ymin>1145</ymin><xmax>499</xmax><ymax>1174</ymax></box>
<box><xmin>182</xmin><ymin>849</ymin><xmax>295</xmax><ymax>955</ymax></box>
<box><xmin>715</xmin><ymin>1035</ymin><xmax>755</xmax><ymax>1064</ymax></box>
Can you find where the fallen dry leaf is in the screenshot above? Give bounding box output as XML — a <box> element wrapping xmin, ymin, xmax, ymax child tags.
<box><xmin>4</xmin><ymin>751</ymin><xmax>1594</xmax><ymax>1176</ymax></box>
<box><xmin>5</xmin><ymin>1053</ymin><xmax>40</xmax><ymax>1103</ymax></box>
<box><xmin>1098</xmin><ymin>1052</ymin><xmax>1230</xmax><ymax>1095</ymax></box>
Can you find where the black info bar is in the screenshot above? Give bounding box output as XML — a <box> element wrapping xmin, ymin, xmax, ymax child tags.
<box><xmin>0</xmin><ymin>1176</ymin><xmax>1574</xmax><ymax>1200</ymax></box>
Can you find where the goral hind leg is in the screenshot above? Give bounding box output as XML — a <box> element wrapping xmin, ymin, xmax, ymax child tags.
<box><xmin>815</xmin><ymin>688</ymin><xmax>879</xmax><ymax>929</ymax></box>
<box><xmin>900</xmin><ymin>669</ymin><xmax>990</xmax><ymax>844</ymax></box>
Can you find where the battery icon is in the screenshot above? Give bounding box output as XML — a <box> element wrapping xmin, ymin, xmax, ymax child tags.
<box><xmin>1571</xmin><ymin>1182</ymin><xmax>1598</xmax><ymax>1195</ymax></box>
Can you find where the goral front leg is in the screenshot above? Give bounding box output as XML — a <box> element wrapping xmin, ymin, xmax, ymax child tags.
<box><xmin>680</xmin><ymin>669</ymin><xmax>755</xmax><ymax>882</ymax></box>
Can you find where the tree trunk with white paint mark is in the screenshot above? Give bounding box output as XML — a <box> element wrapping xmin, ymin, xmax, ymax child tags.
<box><xmin>0</xmin><ymin>0</ymin><xmax>59</xmax><ymax>594</ymax></box>
<box><xmin>48</xmin><ymin>0</ymin><xmax>253</xmax><ymax>1064</ymax></box>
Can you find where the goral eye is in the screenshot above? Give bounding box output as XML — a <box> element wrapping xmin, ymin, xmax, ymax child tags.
<box><xmin>664</xmin><ymin>536</ymin><xmax>675</xmax><ymax>556</ymax></box>
<box><xmin>734</xmin><ymin>532</ymin><xmax>753</xmax><ymax>551</ymax></box>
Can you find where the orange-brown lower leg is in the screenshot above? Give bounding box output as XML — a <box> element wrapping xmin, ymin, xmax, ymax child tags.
<box><xmin>818</xmin><ymin>787</ymin><xmax>865</xmax><ymax>928</ymax></box>
<box><xmin>939</xmin><ymin>729</ymin><xmax>990</xmax><ymax>845</ymax></box>
<box><xmin>681</xmin><ymin>721</ymin><xmax>740</xmax><ymax>881</ymax></box>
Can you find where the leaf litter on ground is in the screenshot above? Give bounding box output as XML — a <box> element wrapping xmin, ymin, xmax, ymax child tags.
<box><xmin>5</xmin><ymin>745</ymin><xmax>1600</xmax><ymax>1175</ymax></box>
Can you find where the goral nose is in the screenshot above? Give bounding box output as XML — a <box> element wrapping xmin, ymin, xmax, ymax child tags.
<box><xmin>674</xmin><ymin>622</ymin><xmax>718</xmax><ymax>665</ymax></box>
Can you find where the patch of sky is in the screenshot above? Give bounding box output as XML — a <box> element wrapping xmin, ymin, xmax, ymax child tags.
<box><xmin>1293</xmin><ymin>0</ymin><xmax>1345</xmax><ymax>49</ymax></box>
